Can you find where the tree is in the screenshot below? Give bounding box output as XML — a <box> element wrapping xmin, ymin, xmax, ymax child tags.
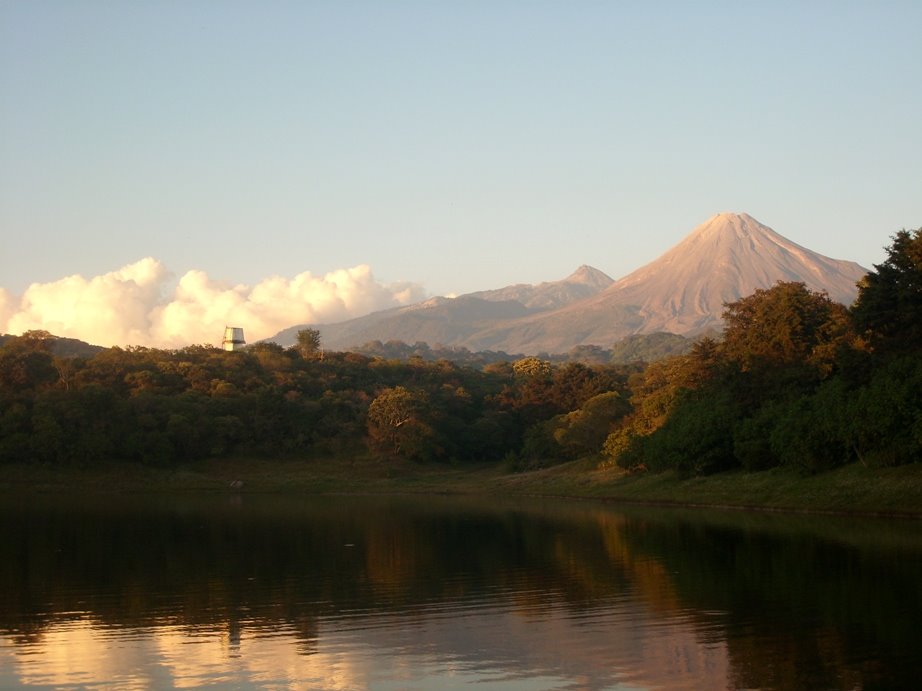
<box><xmin>597</xmin><ymin>353</ymin><xmax>702</xmax><ymax>471</ymax></box>
<box><xmin>295</xmin><ymin>328</ymin><xmax>322</xmax><ymax>359</ymax></box>
<box><xmin>0</xmin><ymin>331</ymin><xmax>59</xmax><ymax>392</ymax></box>
<box><xmin>608</xmin><ymin>332</ymin><xmax>692</xmax><ymax>364</ymax></box>
<box><xmin>851</xmin><ymin>228</ymin><xmax>922</xmax><ymax>353</ymax></box>
<box><xmin>640</xmin><ymin>386</ymin><xmax>740</xmax><ymax>475</ymax></box>
<box><xmin>366</xmin><ymin>386</ymin><xmax>437</xmax><ymax>461</ymax></box>
<box><xmin>840</xmin><ymin>354</ymin><xmax>922</xmax><ymax>466</ymax></box>
<box><xmin>551</xmin><ymin>391</ymin><xmax>631</xmax><ymax>459</ymax></box>
<box><xmin>721</xmin><ymin>281</ymin><xmax>851</xmax><ymax>373</ymax></box>
<box><xmin>512</xmin><ymin>357</ymin><xmax>552</xmax><ymax>379</ymax></box>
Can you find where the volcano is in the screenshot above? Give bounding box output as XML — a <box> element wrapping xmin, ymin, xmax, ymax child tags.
<box><xmin>270</xmin><ymin>213</ymin><xmax>868</xmax><ymax>354</ymax></box>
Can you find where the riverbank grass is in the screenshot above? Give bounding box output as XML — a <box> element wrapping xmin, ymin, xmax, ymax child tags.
<box><xmin>0</xmin><ymin>457</ymin><xmax>919</xmax><ymax>516</ymax></box>
<box><xmin>504</xmin><ymin>460</ymin><xmax>922</xmax><ymax>515</ymax></box>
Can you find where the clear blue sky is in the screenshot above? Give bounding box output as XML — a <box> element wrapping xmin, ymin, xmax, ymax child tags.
<box><xmin>2</xmin><ymin>0</ymin><xmax>920</xmax><ymax>298</ymax></box>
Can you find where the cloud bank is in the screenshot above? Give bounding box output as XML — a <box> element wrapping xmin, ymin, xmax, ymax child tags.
<box><xmin>0</xmin><ymin>259</ymin><xmax>426</xmax><ymax>348</ymax></box>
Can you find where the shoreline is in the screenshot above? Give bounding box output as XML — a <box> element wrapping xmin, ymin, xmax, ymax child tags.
<box><xmin>1</xmin><ymin>457</ymin><xmax>920</xmax><ymax>519</ymax></box>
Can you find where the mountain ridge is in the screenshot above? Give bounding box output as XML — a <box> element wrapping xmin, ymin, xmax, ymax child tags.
<box><xmin>269</xmin><ymin>265</ymin><xmax>612</xmax><ymax>351</ymax></box>
<box><xmin>585</xmin><ymin>211</ymin><xmax>864</xmax><ymax>332</ymax></box>
<box><xmin>268</xmin><ymin>213</ymin><xmax>868</xmax><ymax>354</ymax></box>
<box><xmin>465</xmin><ymin>264</ymin><xmax>614</xmax><ymax>311</ymax></box>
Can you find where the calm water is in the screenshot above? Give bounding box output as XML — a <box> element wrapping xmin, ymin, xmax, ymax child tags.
<box><xmin>0</xmin><ymin>493</ymin><xmax>920</xmax><ymax>690</ymax></box>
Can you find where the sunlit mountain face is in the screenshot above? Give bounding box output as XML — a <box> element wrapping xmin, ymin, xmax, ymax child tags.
<box><xmin>591</xmin><ymin>212</ymin><xmax>867</xmax><ymax>333</ymax></box>
<box><xmin>272</xmin><ymin>213</ymin><xmax>868</xmax><ymax>355</ymax></box>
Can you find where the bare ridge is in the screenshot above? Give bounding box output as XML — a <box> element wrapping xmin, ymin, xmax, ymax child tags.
<box><xmin>465</xmin><ymin>213</ymin><xmax>867</xmax><ymax>352</ymax></box>
<box><xmin>466</xmin><ymin>265</ymin><xmax>614</xmax><ymax>311</ymax></box>
<box><xmin>600</xmin><ymin>211</ymin><xmax>867</xmax><ymax>332</ymax></box>
<box><xmin>269</xmin><ymin>213</ymin><xmax>868</xmax><ymax>354</ymax></box>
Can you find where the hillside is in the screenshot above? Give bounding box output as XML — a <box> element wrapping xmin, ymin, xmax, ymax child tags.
<box><xmin>271</xmin><ymin>265</ymin><xmax>614</xmax><ymax>350</ymax></box>
<box><xmin>269</xmin><ymin>213</ymin><xmax>868</xmax><ymax>354</ymax></box>
<box><xmin>466</xmin><ymin>265</ymin><xmax>614</xmax><ymax>310</ymax></box>
<box><xmin>0</xmin><ymin>332</ymin><xmax>104</xmax><ymax>358</ymax></box>
<box><xmin>465</xmin><ymin>213</ymin><xmax>868</xmax><ymax>352</ymax></box>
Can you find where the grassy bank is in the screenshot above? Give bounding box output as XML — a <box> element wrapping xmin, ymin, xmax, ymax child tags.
<box><xmin>500</xmin><ymin>460</ymin><xmax>922</xmax><ymax>517</ymax></box>
<box><xmin>0</xmin><ymin>457</ymin><xmax>920</xmax><ymax>517</ymax></box>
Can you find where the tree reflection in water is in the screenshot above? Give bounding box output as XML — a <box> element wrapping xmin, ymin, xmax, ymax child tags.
<box><xmin>0</xmin><ymin>494</ymin><xmax>919</xmax><ymax>690</ymax></box>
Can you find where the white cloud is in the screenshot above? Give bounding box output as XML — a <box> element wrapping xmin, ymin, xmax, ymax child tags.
<box><xmin>0</xmin><ymin>260</ymin><xmax>426</xmax><ymax>348</ymax></box>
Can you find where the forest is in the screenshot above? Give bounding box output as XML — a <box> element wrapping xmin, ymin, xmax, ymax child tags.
<box><xmin>0</xmin><ymin>228</ymin><xmax>919</xmax><ymax>475</ymax></box>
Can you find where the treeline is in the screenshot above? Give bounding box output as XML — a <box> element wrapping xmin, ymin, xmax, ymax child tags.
<box><xmin>0</xmin><ymin>329</ymin><xmax>636</xmax><ymax>467</ymax></box>
<box><xmin>349</xmin><ymin>330</ymin><xmax>692</xmax><ymax>367</ymax></box>
<box><xmin>349</xmin><ymin>339</ymin><xmax>519</xmax><ymax>367</ymax></box>
<box><xmin>601</xmin><ymin>228</ymin><xmax>922</xmax><ymax>474</ymax></box>
<box><xmin>1</xmin><ymin>228</ymin><xmax>918</xmax><ymax>474</ymax></box>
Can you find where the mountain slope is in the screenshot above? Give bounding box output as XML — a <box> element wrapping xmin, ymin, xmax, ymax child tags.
<box><xmin>466</xmin><ymin>265</ymin><xmax>614</xmax><ymax>310</ymax></box>
<box><xmin>464</xmin><ymin>213</ymin><xmax>867</xmax><ymax>352</ymax></box>
<box><xmin>280</xmin><ymin>296</ymin><xmax>530</xmax><ymax>351</ymax></box>
<box><xmin>603</xmin><ymin>212</ymin><xmax>866</xmax><ymax>331</ymax></box>
<box><xmin>270</xmin><ymin>266</ymin><xmax>613</xmax><ymax>350</ymax></box>
<box><xmin>269</xmin><ymin>213</ymin><xmax>868</xmax><ymax>354</ymax></box>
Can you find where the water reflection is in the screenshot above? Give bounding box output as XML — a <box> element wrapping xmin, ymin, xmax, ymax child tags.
<box><xmin>0</xmin><ymin>495</ymin><xmax>919</xmax><ymax>689</ymax></box>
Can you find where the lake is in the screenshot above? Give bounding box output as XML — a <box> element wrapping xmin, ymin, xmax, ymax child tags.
<box><xmin>0</xmin><ymin>493</ymin><xmax>919</xmax><ymax>690</ymax></box>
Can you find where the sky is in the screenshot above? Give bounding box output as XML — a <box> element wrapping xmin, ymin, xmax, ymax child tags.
<box><xmin>1</xmin><ymin>1</ymin><xmax>920</xmax><ymax>347</ymax></box>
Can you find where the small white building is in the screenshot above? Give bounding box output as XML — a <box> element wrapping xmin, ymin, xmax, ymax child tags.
<box><xmin>222</xmin><ymin>326</ymin><xmax>246</xmax><ymax>351</ymax></box>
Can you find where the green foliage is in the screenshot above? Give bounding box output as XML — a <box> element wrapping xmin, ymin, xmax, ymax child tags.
<box><xmin>540</xmin><ymin>391</ymin><xmax>631</xmax><ymax>462</ymax></box>
<box><xmin>733</xmin><ymin>400</ymin><xmax>786</xmax><ymax>472</ymax></box>
<box><xmin>601</xmin><ymin>243</ymin><xmax>921</xmax><ymax>476</ymax></box>
<box><xmin>0</xmin><ymin>400</ymin><xmax>30</xmax><ymax>464</ymax></box>
<box><xmin>512</xmin><ymin>356</ymin><xmax>552</xmax><ymax>379</ymax></box>
<box><xmin>352</xmin><ymin>337</ymin><xmax>683</xmax><ymax>368</ymax></box>
<box><xmin>601</xmin><ymin>427</ymin><xmax>644</xmax><ymax>470</ymax></box>
<box><xmin>0</xmin><ymin>332</ymin><xmax>59</xmax><ymax>393</ymax></box>
<box><xmin>640</xmin><ymin>387</ymin><xmax>740</xmax><ymax>476</ymax></box>
<box><xmin>851</xmin><ymin>227</ymin><xmax>922</xmax><ymax>353</ymax></box>
<box><xmin>0</xmin><ymin>330</ymin><xmax>643</xmax><ymax>469</ymax></box>
<box><xmin>608</xmin><ymin>332</ymin><xmax>693</xmax><ymax>364</ymax></box>
<box><xmin>1</xmin><ymin>228</ymin><xmax>917</xmax><ymax>477</ymax></box>
<box><xmin>295</xmin><ymin>328</ymin><xmax>322</xmax><ymax>358</ymax></box>
<box><xmin>721</xmin><ymin>281</ymin><xmax>852</xmax><ymax>372</ymax></box>
<box><xmin>766</xmin><ymin>397</ymin><xmax>846</xmax><ymax>474</ymax></box>
<box><xmin>353</xmin><ymin>339</ymin><xmax>518</xmax><ymax>367</ymax></box>
<box><xmin>842</xmin><ymin>355</ymin><xmax>922</xmax><ymax>466</ymax></box>
<box><xmin>367</xmin><ymin>386</ymin><xmax>438</xmax><ymax>462</ymax></box>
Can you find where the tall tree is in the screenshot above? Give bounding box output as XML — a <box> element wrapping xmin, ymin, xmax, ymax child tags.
<box><xmin>551</xmin><ymin>391</ymin><xmax>631</xmax><ymax>459</ymax></box>
<box><xmin>0</xmin><ymin>331</ymin><xmax>59</xmax><ymax>392</ymax></box>
<box><xmin>295</xmin><ymin>328</ymin><xmax>322</xmax><ymax>359</ymax></box>
<box><xmin>366</xmin><ymin>386</ymin><xmax>437</xmax><ymax>461</ymax></box>
<box><xmin>851</xmin><ymin>228</ymin><xmax>922</xmax><ymax>353</ymax></box>
<box><xmin>721</xmin><ymin>281</ymin><xmax>851</xmax><ymax>372</ymax></box>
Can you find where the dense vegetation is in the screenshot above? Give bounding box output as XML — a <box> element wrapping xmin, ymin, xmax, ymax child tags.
<box><xmin>0</xmin><ymin>325</ymin><xmax>636</xmax><ymax>467</ymax></box>
<box><xmin>348</xmin><ymin>331</ymin><xmax>693</xmax><ymax>366</ymax></box>
<box><xmin>0</xmin><ymin>228</ymin><xmax>919</xmax><ymax>475</ymax></box>
<box><xmin>603</xmin><ymin>228</ymin><xmax>922</xmax><ymax>474</ymax></box>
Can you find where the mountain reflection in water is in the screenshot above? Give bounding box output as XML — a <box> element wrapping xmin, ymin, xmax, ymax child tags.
<box><xmin>0</xmin><ymin>494</ymin><xmax>918</xmax><ymax>690</ymax></box>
